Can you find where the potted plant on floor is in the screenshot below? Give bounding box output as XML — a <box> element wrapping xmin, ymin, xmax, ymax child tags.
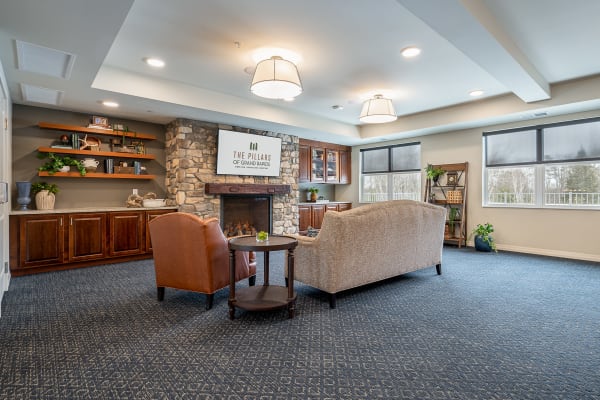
<box><xmin>469</xmin><ymin>222</ymin><xmax>497</xmax><ymax>252</ymax></box>
<box><xmin>31</xmin><ymin>182</ymin><xmax>59</xmax><ymax>210</ymax></box>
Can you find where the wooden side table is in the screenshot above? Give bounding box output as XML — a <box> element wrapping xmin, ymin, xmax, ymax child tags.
<box><xmin>228</xmin><ymin>235</ymin><xmax>298</xmax><ymax>319</ymax></box>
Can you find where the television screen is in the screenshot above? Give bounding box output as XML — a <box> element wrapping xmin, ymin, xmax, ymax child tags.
<box><xmin>216</xmin><ymin>129</ymin><xmax>282</xmax><ymax>177</ymax></box>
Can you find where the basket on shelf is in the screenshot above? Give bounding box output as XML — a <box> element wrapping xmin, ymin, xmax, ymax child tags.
<box><xmin>114</xmin><ymin>166</ymin><xmax>135</xmax><ymax>174</ymax></box>
<box><xmin>447</xmin><ymin>190</ymin><xmax>463</xmax><ymax>204</ymax></box>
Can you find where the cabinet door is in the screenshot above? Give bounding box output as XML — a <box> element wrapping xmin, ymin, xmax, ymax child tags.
<box><xmin>325</xmin><ymin>149</ymin><xmax>339</xmax><ymax>182</ymax></box>
<box><xmin>18</xmin><ymin>214</ymin><xmax>65</xmax><ymax>268</ymax></box>
<box><xmin>311</xmin><ymin>204</ymin><xmax>326</xmax><ymax>229</ymax></box>
<box><xmin>299</xmin><ymin>143</ymin><xmax>310</xmax><ymax>183</ymax></box>
<box><xmin>298</xmin><ymin>205</ymin><xmax>312</xmax><ymax>232</ymax></box>
<box><xmin>145</xmin><ymin>210</ymin><xmax>175</xmax><ymax>252</ymax></box>
<box><xmin>337</xmin><ymin>203</ymin><xmax>352</xmax><ymax>212</ymax></box>
<box><xmin>108</xmin><ymin>211</ymin><xmax>144</xmax><ymax>257</ymax></box>
<box><xmin>311</xmin><ymin>147</ymin><xmax>325</xmax><ymax>182</ymax></box>
<box><xmin>68</xmin><ymin>213</ymin><xmax>107</xmax><ymax>262</ymax></box>
<box><xmin>339</xmin><ymin>150</ymin><xmax>351</xmax><ymax>184</ymax></box>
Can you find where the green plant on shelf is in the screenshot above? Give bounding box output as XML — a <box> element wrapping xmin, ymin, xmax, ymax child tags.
<box><xmin>425</xmin><ymin>164</ymin><xmax>445</xmax><ymax>182</ymax></box>
<box><xmin>37</xmin><ymin>152</ymin><xmax>86</xmax><ymax>176</ymax></box>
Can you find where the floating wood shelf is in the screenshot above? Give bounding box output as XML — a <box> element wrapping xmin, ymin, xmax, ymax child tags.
<box><xmin>38</xmin><ymin>147</ymin><xmax>155</xmax><ymax>160</ymax></box>
<box><xmin>38</xmin><ymin>122</ymin><xmax>157</xmax><ymax>141</ymax></box>
<box><xmin>38</xmin><ymin>171</ymin><xmax>156</xmax><ymax>180</ymax></box>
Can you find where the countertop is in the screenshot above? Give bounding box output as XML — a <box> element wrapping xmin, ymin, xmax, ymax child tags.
<box><xmin>10</xmin><ymin>206</ymin><xmax>178</xmax><ymax>215</ymax></box>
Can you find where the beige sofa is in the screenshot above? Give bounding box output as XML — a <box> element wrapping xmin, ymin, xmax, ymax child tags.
<box><xmin>292</xmin><ymin>200</ymin><xmax>446</xmax><ymax>308</ymax></box>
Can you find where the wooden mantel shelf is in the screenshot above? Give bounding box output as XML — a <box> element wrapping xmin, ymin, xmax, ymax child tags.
<box><xmin>205</xmin><ymin>183</ymin><xmax>291</xmax><ymax>195</ymax></box>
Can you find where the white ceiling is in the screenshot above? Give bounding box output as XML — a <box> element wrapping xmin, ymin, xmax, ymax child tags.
<box><xmin>1</xmin><ymin>0</ymin><xmax>600</xmax><ymax>145</ymax></box>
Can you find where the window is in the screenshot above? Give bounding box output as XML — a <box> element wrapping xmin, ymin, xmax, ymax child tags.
<box><xmin>360</xmin><ymin>142</ymin><xmax>421</xmax><ymax>202</ymax></box>
<box><xmin>484</xmin><ymin>118</ymin><xmax>600</xmax><ymax>208</ymax></box>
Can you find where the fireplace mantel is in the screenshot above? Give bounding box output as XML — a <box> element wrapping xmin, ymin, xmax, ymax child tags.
<box><xmin>205</xmin><ymin>183</ymin><xmax>291</xmax><ymax>195</ymax></box>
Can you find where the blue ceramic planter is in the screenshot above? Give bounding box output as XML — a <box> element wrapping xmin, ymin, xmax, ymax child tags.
<box><xmin>474</xmin><ymin>235</ymin><xmax>493</xmax><ymax>252</ymax></box>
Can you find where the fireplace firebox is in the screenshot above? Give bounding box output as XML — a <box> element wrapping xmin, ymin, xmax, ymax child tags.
<box><xmin>221</xmin><ymin>195</ymin><xmax>272</xmax><ymax>237</ymax></box>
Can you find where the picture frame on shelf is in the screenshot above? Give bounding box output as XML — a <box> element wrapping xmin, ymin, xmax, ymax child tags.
<box><xmin>446</xmin><ymin>171</ymin><xmax>458</xmax><ymax>186</ymax></box>
<box><xmin>91</xmin><ymin>116</ymin><xmax>109</xmax><ymax>127</ymax></box>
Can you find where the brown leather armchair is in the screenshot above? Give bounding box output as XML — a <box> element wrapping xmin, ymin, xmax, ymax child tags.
<box><xmin>148</xmin><ymin>212</ymin><xmax>256</xmax><ymax>310</ymax></box>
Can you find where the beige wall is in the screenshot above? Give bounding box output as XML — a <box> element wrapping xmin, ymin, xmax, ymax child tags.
<box><xmin>337</xmin><ymin>109</ymin><xmax>600</xmax><ymax>262</ymax></box>
<box><xmin>11</xmin><ymin>105</ymin><xmax>167</xmax><ymax>209</ymax></box>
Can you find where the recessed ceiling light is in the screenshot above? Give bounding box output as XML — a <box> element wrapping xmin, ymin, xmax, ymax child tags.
<box><xmin>144</xmin><ymin>57</ymin><xmax>165</xmax><ymax>68</ymax></box>
<box><xmin>102</xmin><ymin>101</ymin><xmax>119</xmax><ymax>108</ymax></box>
<box><xmin>401</xmin><ymin>46</ymin><xmax>421</xmax><ymax>58</ymax></box>
<box><xmin>331</xmin><ymin>105</ymin><xmax>344</xmax><ymax>110</ymax></box>
<box><xmin>469</xmin><ymin>89</ymin><xmax>484</xmax><ymax>97</ymax></box>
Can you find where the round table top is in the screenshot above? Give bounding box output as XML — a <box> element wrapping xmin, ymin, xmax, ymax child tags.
<box><xmin>228</xmin><ymin>235</ymin><xmax>298</xmax><ymax>252</ymax></box>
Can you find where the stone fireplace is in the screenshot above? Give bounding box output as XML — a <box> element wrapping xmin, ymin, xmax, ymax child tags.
<box><xmin>164</xmin><ymin>119</ymin><xmax>299</xmax><ymax>235</ymax></box>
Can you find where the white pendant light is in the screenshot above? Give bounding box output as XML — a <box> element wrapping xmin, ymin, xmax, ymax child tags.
<box><xmin>251</xmin><ymin>56</ymin><xmax>302</xmax><ymax>99</ymax></box>
<box><xmin>359</xmin><ymin>94</ymin><xmax>397</xmax><ymax>124</ymax></box>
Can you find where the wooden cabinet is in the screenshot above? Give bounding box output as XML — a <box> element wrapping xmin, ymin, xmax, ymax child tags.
<box><xmin>299</xmin><ymin>143</ymin><xmax>310</xmax><ymax>183</ymax></box>
<box><xmin>68</xmin><ymin>213</ymin><xmax>107</xmax><ymax>262</ymax></box>
<box><xmin>311</xmin><ymin>204</ymin><xmax>326</xmax><ymax>229</ymax></box>
<box><xmin>37</xmin><ymin>122</ymin><xmax>157</xmax><ymax>180</ymax></box>
<box><xmin>423</xmin><ymin>162</ymin><xmax>468</xmax><ymax>248</ymax></box>
<box><xmin>145</xmin><ymin>209</ymin><xmax>173</xmax><ymax>252</ymax></box>
<box><xmin>108</xmin><ymin>211</ymin><xmax>144</xmax><ymax>257</ymax></box>
<box><xmin>298</xmin><ymin>204</ymin><xmax>312</xmax><ymax>233</ymax></box>
<box><xmin>337</xmin><ymin>203</ymin><xmax>352</xmax><ymax>212</ymax></box>
<box><xmin>298</xmin><ymin>202</ymin><xmax>352</xmax><ymax>233</ymax></box>
<box><xmin>339</xmin><ymin>150</ymin><xmax>351</xmax><ymax>184</ymax></box>
<box><xmin>300</xmin><ymin>139</ymin><xmax>351</xmax><ymax>184</ymax></box>
<box><xmin>15</xmin><ymin>214</ymin><xmax>65</xmax><ymax>269</ymax></box>
<box><xmin>10</xmin><ymin>208</ymin><xmax>177</xmax><ymax>276</ymax></box>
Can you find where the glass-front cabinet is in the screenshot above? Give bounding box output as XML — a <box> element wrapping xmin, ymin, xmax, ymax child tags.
<box><xmin>311</xmin><ymin>147</ymin><xmax>325</xmax><ymax>182</ymax></box>
<box><xmin>326</xmin><ymin>150</ymin><xmax>339</xmax><ymax>182</ymax></box>
<box><xmin>300</xmin><ymin>139</ymin><xmax>351</xmax><ymax>184</ymax></box>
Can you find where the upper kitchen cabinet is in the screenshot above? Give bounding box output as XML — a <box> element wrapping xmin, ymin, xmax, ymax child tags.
<box><xmin>299</xmin><ymin>139</ymin><xmax>351</xmax><ymax>184</ymax></box>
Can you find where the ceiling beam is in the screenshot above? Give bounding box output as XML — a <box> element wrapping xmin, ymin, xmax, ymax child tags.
<box><xmin>397</xmin><ymin>0</ymin><xmax>550</xmax><ymax>103</ymax></box>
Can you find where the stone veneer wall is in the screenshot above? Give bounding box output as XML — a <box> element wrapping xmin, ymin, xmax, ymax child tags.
<box><xmin>164</xmin><ymin>118</ymin><xmax>299</xmax><ymax>235</ymax></box>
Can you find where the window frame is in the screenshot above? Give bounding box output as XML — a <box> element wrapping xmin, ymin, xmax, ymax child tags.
<box><xmin>483</xmin><ymin>117</ymin><xmax>600</xmax><ymax>210</ymax></box>
<box><xmin>359</xmin><ymin>142</ymin><xmax>421</xmax><ymax>203</ymax></box>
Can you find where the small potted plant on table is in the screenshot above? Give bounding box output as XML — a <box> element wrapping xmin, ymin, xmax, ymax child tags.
<box><xmin>469</xmin><ymin>223</ymin><xmax>497</xmax><ymax>252</ymax></box>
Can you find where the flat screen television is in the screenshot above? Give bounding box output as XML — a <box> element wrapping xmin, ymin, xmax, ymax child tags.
<box><xmin>216</xmin><ymin>129</ymin><xmax>282</xmax><ymax>177</ymax></box>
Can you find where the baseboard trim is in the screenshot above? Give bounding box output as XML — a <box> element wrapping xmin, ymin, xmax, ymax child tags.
<box><xmin>482</xmin><ymin>242</ymin><xmax>600</xmax><ymax>263</ymax></box>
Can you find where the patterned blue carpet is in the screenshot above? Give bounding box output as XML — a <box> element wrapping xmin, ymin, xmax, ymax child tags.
<box><xmin>1</xmin><ymin>248</ymin><xmax>599</xmax><ymax>399</ymax></box>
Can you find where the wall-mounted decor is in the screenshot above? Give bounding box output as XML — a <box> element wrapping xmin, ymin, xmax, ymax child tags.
<box><xmin>216</xmin><ymin>129</ymin><xmax>282</xmax><ymax>177</ymax></box>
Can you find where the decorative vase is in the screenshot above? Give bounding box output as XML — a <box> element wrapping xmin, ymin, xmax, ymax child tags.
<box><xmin>474</xmin><ymin>235</ymin><xmax>492</xmax><ymax>252</ymax></box>
<box><xmin>16</xmin><ymin>181</ymin><xmax>32</xmax><ymax>210</ymax></box>
<box><xmin>310</xmin><ymin>192</ymin><xmax>318</xmax><ymax>202</ymax></box>
<box><xmin>35</xmin><ymin>190</ymin><xmax>56</xmax><ymax>210</ymax></box>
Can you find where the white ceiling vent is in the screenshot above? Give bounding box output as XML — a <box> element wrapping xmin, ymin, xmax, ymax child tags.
<box><xmin>20</xmin><ymin>83</ymin><xmax>64</xmax><ymax>105</ymax></box>
<box><xmin>16</xmin><ymin>40</ymin><xmax>76</xmax><ymax>79</ymax></box>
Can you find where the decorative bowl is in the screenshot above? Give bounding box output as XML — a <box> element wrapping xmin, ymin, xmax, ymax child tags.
<box><xmin>142</xmin><ymin>198</ymin><xmax>165</xmax><ymax>208</ymax></box>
